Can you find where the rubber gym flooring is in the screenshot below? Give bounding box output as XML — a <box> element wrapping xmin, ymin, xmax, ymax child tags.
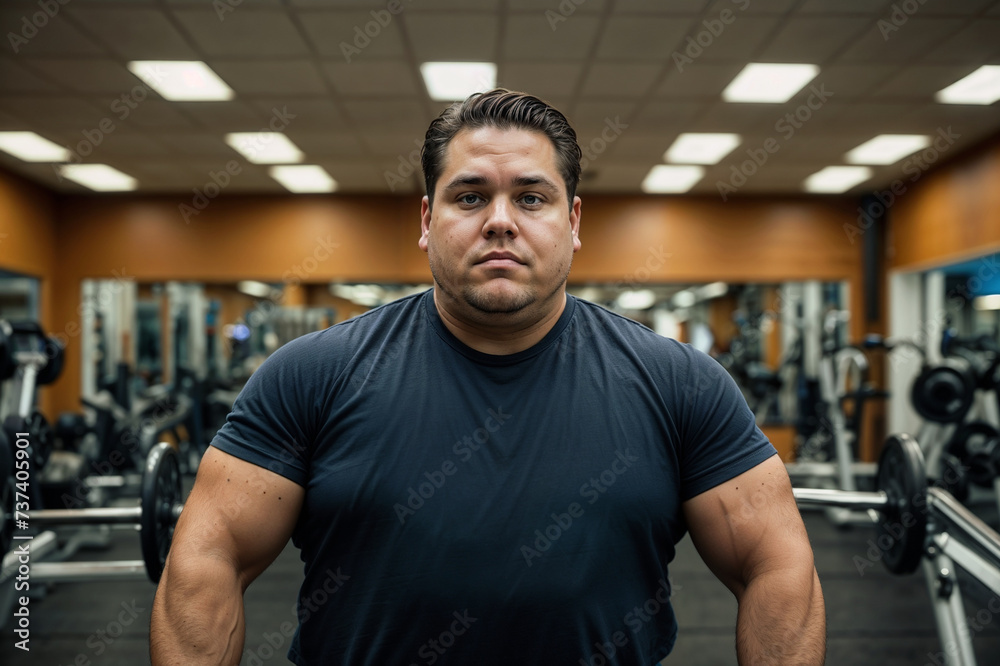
<box><xmin>2</xmin><ymin>504</ymin><xmax>999</xmax><ymax>665</ymax></box>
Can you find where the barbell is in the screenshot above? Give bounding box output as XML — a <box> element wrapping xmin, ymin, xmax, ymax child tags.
<box><xmin>3</xmin><ymin>434</ymin><xmax>988</xmax><ymax>584</ymax></box>
<box><xmin>2</xmin><ymin>442</ymin><xmax>181</xmax><ymax>583</ymax></box>
<box><xmin>793</xmin><ymin>433</ymin><xmax>929</xmax><ymax>575</ymax></box>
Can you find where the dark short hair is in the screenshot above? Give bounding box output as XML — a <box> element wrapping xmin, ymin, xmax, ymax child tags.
<box><xmin>421</xmin><ymin>88</ymin><xmax>582</xmax><ymax>209</ymax></box>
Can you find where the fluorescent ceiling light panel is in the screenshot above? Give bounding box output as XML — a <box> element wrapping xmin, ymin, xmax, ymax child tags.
<box><xmin>722</xmin><ymin>63</ymin><xmax>820</xmax><ymax>103</ymax></box>
<box><xmin>974</xmin><ymin>294</ymin><xmax>1000</xmax><ymax>311</ymax></box>
<box><xmin>225</xmin><ymin>132</ymin><xmax>303</xmax><ymax>164</ymax></box>
<box><xmin>59</xmin><ymin>164</ymin><xmax>138</xmax><ymax>191</ymax></box>
<box><xmin>641</xmin><ymin>165</ymin><xmax>705</xmax><ymax>193</ymax></box>
<box><xmin>127</xmin><ymin>61</ymin><xmax>234</xmax><ymax>101</ymax></box>
<box><xmin>420</xmin><ymin>62</ymin><xmax>497</xmax><ymax>101</ymax></box>
<box><xmin>665</xmin><ymin>133</ymin><xmax>742</xmax><ymax>165</ymax></box>
<box><xmin>617</xmin><ymin>290</ymin><xmax>657</xmax><ymax>310</ymax></box>
<box><xmin>935</xmin><ymin>66</ymin><xmax>1000</xmax><ymax>105</ymax></box>
<box><xmin>845</xmin><ymin>134</ymin><xmax>931</xmax><ymax>165</ymax></box>
<box><xmin>803</xmin><ymin>166</ymin><xmax>872</xmax><ymax>193</ymax></box>
<box><xmin>0</xmin><ymin>131</ymin><xmax>71</xmax><ymax>162</ymax></box>
<box><xmin>237</xmin><ymin>281</ymin><xmax>272</xmax><ymax>298</ymax></box>
<box><xmin>268</xmin><ymin>165</ymin><xmax>337</xmax><ymax>193</ymax></box>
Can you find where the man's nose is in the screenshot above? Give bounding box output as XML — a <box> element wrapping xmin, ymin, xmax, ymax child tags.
<box><xmin>482</xmin><ymin>198</ymin><xmax>519</xmax><ymax>238</ymax></box>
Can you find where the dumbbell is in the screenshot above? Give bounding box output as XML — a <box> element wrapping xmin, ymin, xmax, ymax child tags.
<box><xmin>1</xmin><ymin>442</ymin><xmax>182</xmax><ymax>583</ymax></box>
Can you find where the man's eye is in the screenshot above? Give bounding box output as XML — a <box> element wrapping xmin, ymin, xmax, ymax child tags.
<box><xmin>460</xmin><ymin>194</ymin><xmax>481</xmax><ymax>205</ymax></box>
<box><xmin>521</xmin><ymin>195</ymin><xmax>542</xmax><ymax>205</ymax></box>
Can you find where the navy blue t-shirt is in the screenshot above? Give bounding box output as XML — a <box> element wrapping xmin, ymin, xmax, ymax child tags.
<box><xmin>211</xmin><ymin>289</ymin><xmax>776</xmax><ymax>665</ymax></box>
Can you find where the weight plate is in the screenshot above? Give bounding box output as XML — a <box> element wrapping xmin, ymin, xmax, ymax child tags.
<box><xmin>36</xmin><ymin>337</ymin><xmax>65</xmax><ymax>386</ymax></box>
<box><xmin>936</xmin><ymin>453</ymin><xmax>969</xmax><ymax>504</ymax></box>
<box><xmin>140</xmin><ymin>442</ymin><xmax>181</xmax><ymax>583</ymax></box>
<box><xmin>876</xmin><ymin>434</ymin><xmax>928</xmax><ymax>575</ymax></box>
<box><xmin>911</xmin><ymin>364</ymin><xmax>976</xmax><ymax>424</ymax></box>
<box><xmin>946</xmin><ymin>421</ymin><xmax>1000</xmax><ymax>488</ymax></box>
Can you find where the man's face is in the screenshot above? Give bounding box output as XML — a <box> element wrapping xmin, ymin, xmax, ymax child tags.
<box><xmin>419</xmin><ymin>126</ymin><xmax>581</xmax><ymax>317</ymax></box>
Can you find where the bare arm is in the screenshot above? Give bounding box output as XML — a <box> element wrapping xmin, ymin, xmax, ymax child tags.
<box><xmin>683</xmin><ymin>455</ymin><xmax>826</xmax><ymax>665</ymax></box>
<box><xmin>150</xmin><ymin>447</ymin><xmax>304</xmax><ymax>665</ymax></box>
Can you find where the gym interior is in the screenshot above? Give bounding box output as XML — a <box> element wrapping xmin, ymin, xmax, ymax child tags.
<box><xmin>2</xmin><ymin>1</ymin><xmax>1000</xmax><ymax>664</ymax></box>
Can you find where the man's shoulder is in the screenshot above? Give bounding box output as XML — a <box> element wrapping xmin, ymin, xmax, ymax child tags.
<box><xmin>570</xmin><ymin>296</ymin><xmax>695</xmax><ymax>357</ymax></box>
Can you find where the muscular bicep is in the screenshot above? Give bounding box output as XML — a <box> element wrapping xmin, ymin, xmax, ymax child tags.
<box><xmin>170</xmin><ymin>446</ymin><xmax>305</xmax><ymax>588</ymax></box>
<box><xmin>682</xmin><ymin>454</ymin><xmax>813</xmax><ymax>598</ymax></box>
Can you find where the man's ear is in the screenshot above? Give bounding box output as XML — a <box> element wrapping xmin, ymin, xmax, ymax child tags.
<box><xmin>419</xmin><ymin>196</ymin><xmax>431</xmax><ymax>252</ymax></box>
<box><xmin>570</xmin><ymin>196</ymin><xmax>582</xmax><ymax>253</ymax></box>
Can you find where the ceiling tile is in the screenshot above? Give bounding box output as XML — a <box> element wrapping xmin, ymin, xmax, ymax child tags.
<box><xmin>153</xmin><ymin>132</ymin><xmax>236</xmax><ymax>159</ymax></box>
<box><xmin>359</xmin><ymin>131</ymin><xmax>425</xmax><ymax>157</ymax></box>
<box><xmin>173</xmin><ymin>9</ymin><xmax>310</xmax><ymax>57</ymax></box>
<box><xmin>657</xmin><ymin>63</ymin><xmax>745</xmax><ymax>99</ymax></box>
<box><xmin>837</xmin><ymin>18</ymin><xmax>966</xmax><ymax>63</ymax></box>
<box><xmin>404</xmin><ymin>13</ymin><xmax>498</xmax><ymax>61</ymax></box>
<box><xmin>0</xmin><ymin>96</ymin><xmax>107</xmax><ymax>128</ymax></box>
<box><xmin>322</xmin><ymin>60</ymin><xmax>418</xmax><ymax>96</ymax></box>
<box><xmin>797</xmin><ymin>0</ymin><xmax>893</xmax><ymax>14</ymax></box>
<box><xmin>809</xmin><ymin>64</ymin><xmax>898</xmax><ymax>100</ymax></box>
<box><xmin>706</xmin><ymin>0</ymin><xmax>799</xmax><ymax>12</ymax></box>
<box><xmin>299</xmin><ymin>10</ymin><xmax>407</xmax><ymax>59</ymax></box>
<box><xmin>502</xmin><ymin>15</ymin><xmax>601</xmax><ymax>60</ymax></box>
<box><xmin>688</xmin><ymin>16</ymin><xmax>782</xmax><ymax>61</ymax></box>
<box><xmin>869</xmin><ymin>65</ymin><xmax>981</xmax><ymax>100</ymax></box>
<box><xmin>283</xmin><ymin>131</ymin><xmax>366</xmax><ymax>157</ymax></box>
<box><xmin>65</xmin><ymin>8</ymin><xmax>199</xmax><ymax>59</ymax></box>
<box><xmin>212</xmin><ymin>60</ymin><xmax>329</xmax><ymax>96</ymax></box>
<box><xmin>509</xmin><ymin>0</ymin><xmax>606</xmax><ymax>10</ymax></box>
<box><xmin>605</xmin><ymin>132</ymin><xmax>672</xmax><ymax>161</ymax></box>
<box><xmin>756</xmin><ymin>17</ymin><xmax>872</xmax><ymax>63</ymax></box>
<box><xmin>918</xmin><ymin>19</ymin><xmax>1000</xmax><ymax>63</ymax></box>
<box><xmin>614</xmin><ymin>0</ymin><xmax>710</xmax><ymax>12</ymax></box>
<box><xmin>499</xmin><ymin>62</ymin><xmax>585</xmax><ymax>98</ymax></box>
<box><xmin>594</xmin><ymin>17</ymin><xmax>693</xmax><ymax>60</ymax></box>
<box><xmin>631</xmin><ymin>101</ymin><xmax>706</xmax><ymax>130</ymax></box>
<box><xmin>580</xmin><ymin>63</ymin><xmax>661</xmax><ymax>97</ymax></box>
<box><xmin>248</xmin><ymin>99</ymin><xmax>348</xmax><ymax>131</ymax></box>
<box><xmin>571</xmin><ymin>100</ymin><xmax>638</xmax><ymax>136</ymax></box>
<box><xmin>0</xmin><ymin>58</ymin><xmax>59</xmax><ymax>93</ymax></box>
<box><xmin>0</xmin><ymin>8</ymin><xmax>104</xmax><ymax>56</ymax></box>
<box><xmin>22</xmin><ymin>59</ymin><xmax>144</xmax><ymax>94</ymax></box>
<box><xmin>342</xmin><ymin>98</ymin><xmax>430</xmax><ymax>131</ymax></box>
<box><xmin>170</xmin><ymin>101</ymin><xmax>271</xmax><ymax>131</ymax></box>
<box><xmin>579</xmin><ymin>163</ymin><xmax>652</xmax><ymax>192</ymax></box>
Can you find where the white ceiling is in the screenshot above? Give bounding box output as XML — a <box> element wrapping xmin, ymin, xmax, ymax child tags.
<box><xmin>0</xmin><ymin>0</ymin><xmax>998</xmax><ymax>195</ymax></box>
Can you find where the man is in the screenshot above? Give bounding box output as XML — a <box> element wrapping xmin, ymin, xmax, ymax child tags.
<box><xmin>150</xmin><ymin>89</ymin><xmax>825</xmax><ymax>665</ymax></box>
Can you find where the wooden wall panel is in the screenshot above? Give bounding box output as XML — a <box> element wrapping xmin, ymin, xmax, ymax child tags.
<box><xmin>888</xmin><ymin>137</ymin><xmax>1000</xmax><ymax>271</ymax></box>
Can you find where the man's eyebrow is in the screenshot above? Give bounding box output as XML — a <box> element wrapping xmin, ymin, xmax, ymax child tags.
<box><xmin>511</xmin><ymin>175</ymin><xmax>560</xmax><ymax>194</ymax></box>
<box><xmin>441</xmin><ymin>175</ymin><xmax>489</xmax><ymax>192</ymax></box>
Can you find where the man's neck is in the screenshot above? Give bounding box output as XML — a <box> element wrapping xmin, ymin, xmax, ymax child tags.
<box><xmin>432</xmin><ymin>289</ymin><xmax>567</xmax><ymax>356</ymax></box>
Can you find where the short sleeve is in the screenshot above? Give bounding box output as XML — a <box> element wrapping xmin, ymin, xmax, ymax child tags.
<box><xmin>676</xmin><ymin>349</ymin><xmax>777</xmax><ymax>500</ymax></box>
<box><xmin>210</xmin><ymin>339</ymin><xmax>316</xmax><ymax>486</ymax></box>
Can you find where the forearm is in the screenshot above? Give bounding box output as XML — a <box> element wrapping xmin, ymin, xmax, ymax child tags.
<box><xmin>150</xmin><ymin>554</ymin><xmax>247</xmax><ymax>665</ymax></box>
<box><xmin>735</xmin><ymin>567</ymin><xmax>826</xmax><ymax>665</ymax></box>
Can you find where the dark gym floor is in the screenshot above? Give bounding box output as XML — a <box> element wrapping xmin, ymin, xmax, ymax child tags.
<box><xmin>2</xmin><ymin>505</ymin><xmax>1000</xmax><ymax>665</ymax></box>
